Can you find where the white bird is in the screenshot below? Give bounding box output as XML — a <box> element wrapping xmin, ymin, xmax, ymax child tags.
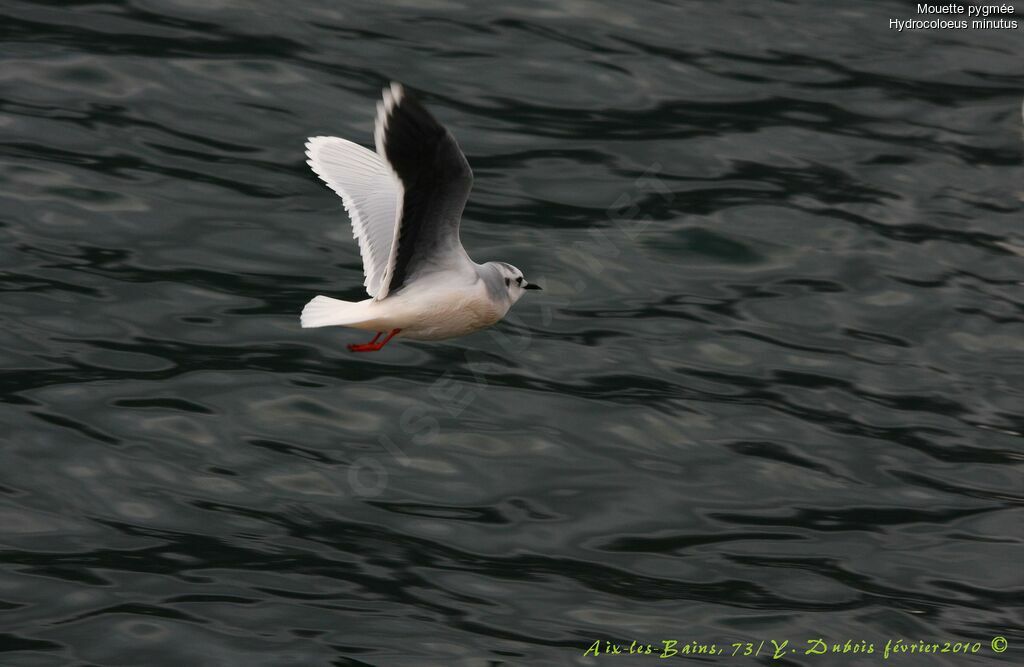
<box><xmin>300</xmin><ymin>83</ymin><xmax>541</xmax><ymax>352</ymax></box>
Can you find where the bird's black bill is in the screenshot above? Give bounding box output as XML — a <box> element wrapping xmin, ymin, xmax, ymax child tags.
<box><xmin>524</xmin><ymin>283</ymin><xmax>542</xmax><ymax>290</ymax></box>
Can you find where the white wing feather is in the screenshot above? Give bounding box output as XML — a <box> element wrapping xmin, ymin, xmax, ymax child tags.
<box><xmin>305</xmin><ymin>136</ymin><xmax>403</xmax><ymax>300</ymax></box>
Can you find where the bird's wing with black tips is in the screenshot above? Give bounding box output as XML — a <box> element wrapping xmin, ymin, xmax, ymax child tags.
<box><xmin>375</xmin><ymin>82</ymin><xmax>474</xmax><ymax>296</ymax></box>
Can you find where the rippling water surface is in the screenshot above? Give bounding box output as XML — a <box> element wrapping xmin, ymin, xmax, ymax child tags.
<box><xmin>1</xmin><ymin>0</ymin><xmax>1023</xmax><ymax>665</ymax></box>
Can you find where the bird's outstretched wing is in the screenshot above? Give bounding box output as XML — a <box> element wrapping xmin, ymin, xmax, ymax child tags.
<box><xmin>305</xmin><ymin>83</ymin><xmax>473</xmax><ymax>300</ymax></box>
<box><xmin>374</xmin><ymin>83</ymin><xmax>474</xmax><ymax>294</ymax></box>
<box><xmin>305</xmin><ymin>135</ymin><xmax>402</xmax><ymax>299</ymax></box>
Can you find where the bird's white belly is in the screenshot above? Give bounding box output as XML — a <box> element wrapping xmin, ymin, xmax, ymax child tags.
<box><xmin>361</xmin><ymin>280</ymin><xmax>507</xmax><ymax>341</ymax></box>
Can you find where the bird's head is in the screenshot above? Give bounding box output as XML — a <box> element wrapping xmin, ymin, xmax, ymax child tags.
<box><xmin>494</xmin><ymin>262</ymin><xmax>541</xmax><ymax>304</ymax></box>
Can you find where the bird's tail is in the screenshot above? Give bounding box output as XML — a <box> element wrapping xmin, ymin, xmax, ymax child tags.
<box><xmin>300</xmin><ymin>295</ymin><xmax>369</xmax><ymax>328</ymax></box>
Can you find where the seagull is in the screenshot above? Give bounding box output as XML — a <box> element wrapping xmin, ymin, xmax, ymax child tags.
<box><xmin>300</xmin><ymin>83</ymin><xmax>541</xmax><ymax>352</ymax></box>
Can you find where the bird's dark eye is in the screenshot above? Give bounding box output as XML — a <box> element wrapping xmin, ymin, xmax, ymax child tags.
<box><xmin>516</xmin><ymin>276</ymin><xmax>523</xmax><ymax>285</ymax></box>
<box><xmin>505</xmin><ymin>278</ymin><xmax>510</xmax><ymax>286</ymax></box>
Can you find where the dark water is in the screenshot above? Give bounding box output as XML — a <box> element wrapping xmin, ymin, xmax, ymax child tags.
<box><xmin>2</xmin><ymin>0</ymin><xmax>1023</xmax><ymax>665</ymax></box>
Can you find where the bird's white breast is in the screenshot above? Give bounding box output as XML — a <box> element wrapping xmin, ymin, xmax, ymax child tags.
<box><xmin>367</xmin><ymin>274</ymin><xmax>508</xmax><ymax>341</ymax></box>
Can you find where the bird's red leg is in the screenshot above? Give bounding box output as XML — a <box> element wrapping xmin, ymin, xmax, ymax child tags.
<box><xmin>347</xmin><ymin>329</ymin><xmax>401</xmax><ymax>353</ymax></box>
<box><xmin>374</xmin><ymin>328</ymin><xmax>401</xmax><ymax>350</ymax></box>
<box><xmin>347</xmin><ymin>331</ymin><xmax>382</xmax><ymax>352</ymax></box>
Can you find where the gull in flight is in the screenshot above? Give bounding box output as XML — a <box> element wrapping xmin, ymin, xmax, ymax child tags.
<box><xmin>301</xmin><ymin>83</ymin><xmax>541</xmax><ymax>352</ymax></box>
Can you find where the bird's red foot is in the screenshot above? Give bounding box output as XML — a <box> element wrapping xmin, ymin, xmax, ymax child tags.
<box><xmin>347</xmin><ymin>329</ymin><xmax>401</xmax><ymax>353</ymax></box>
